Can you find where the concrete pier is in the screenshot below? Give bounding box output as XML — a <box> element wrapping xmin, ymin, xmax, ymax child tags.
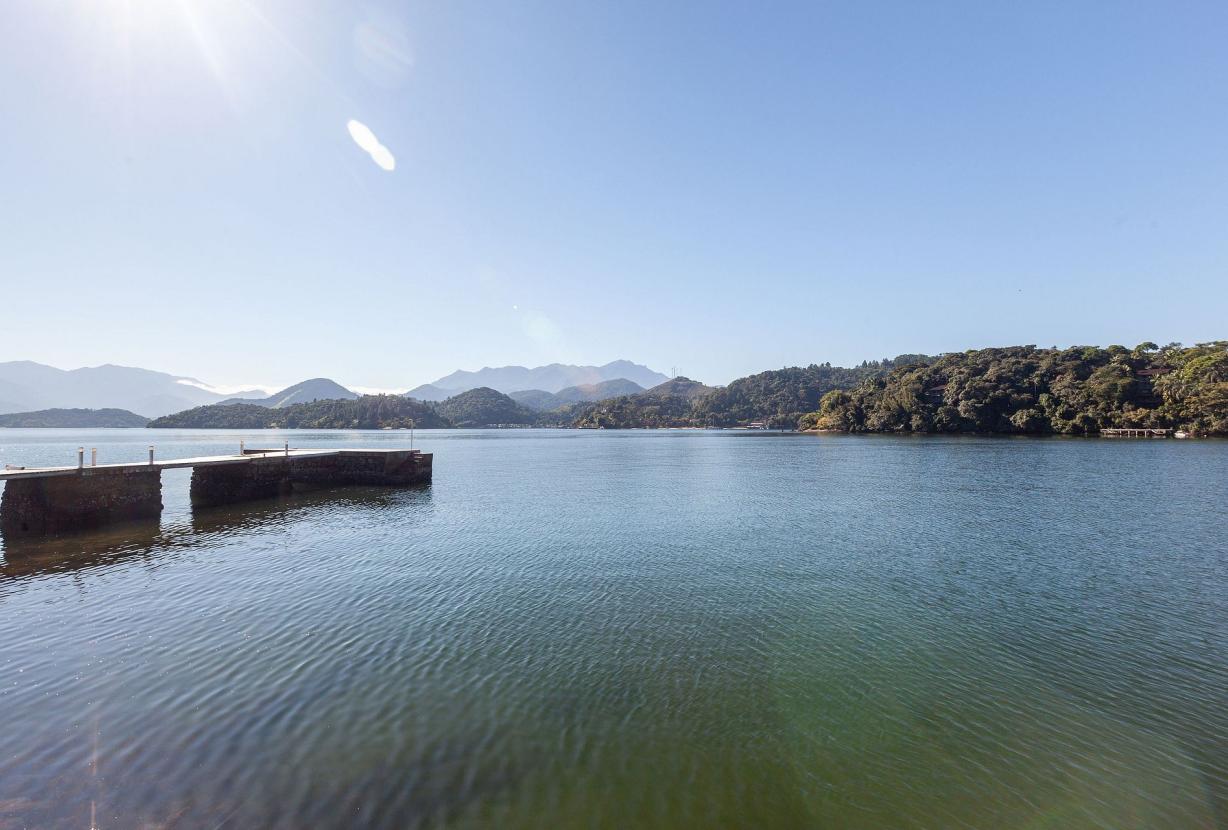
<box><xmin>1</xmin><ymin>467</ymin><xmax>162</xmax><ymax>538</ymax></box>
<box><xmin>190</xmin><ymin>449</ymin><xmax>431</xmax><ymax>507</ymax></box>
<box><xmin>1</xmin><ymin>448</ymin><xmax>431</xmax><ymax>539</ymax></box>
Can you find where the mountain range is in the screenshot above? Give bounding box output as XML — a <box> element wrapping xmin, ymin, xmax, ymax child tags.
<box><xmin>149</xmin><ymin>377</ymin><xmax>705</xmax><ymax>430</ymax></box>
<box><xmin>404</xmin><ymin>360</ymin><xmax>668</xmax><ymax>400</ymax></box>
<box><xmin>0</xmin><ymin>360</ymin><xmax>668</xmax><ymax>417</ymax></box>
<box><xmin>0</xmin><ymin>361</ymin><xmax>265</xmax><ymax>418</ymax></box>
<box><xmin>508</xmin><ymin>378</ymin><xmax>646</xmax><ymax>411</ymax></box>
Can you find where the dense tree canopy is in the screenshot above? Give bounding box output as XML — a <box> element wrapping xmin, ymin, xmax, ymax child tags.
<box><xmin>150</xmin><ymin>395</ymin><xmax>449</xmax><ymax>429</ymax></box>
<box><xmin>0</xmin><ymin>408</ymin><xmax>149</xmax><ymax>428</ymax></box>
<box><xmin>798</xmin><ymin>343</ymin><xmax>1228</xmax><ymax>436</ymax></box>
<box><xmin>564</xmin><ymin>378</ymin><xmax>712</xmax><ymax>429</ymax></box>
<box><xmin>146</xmin><ymin>344</ymin><xmax>1227</xmax><ymax>436</ymax></box>
<box><xmin>435</xmin><ymin>387</ymin><xmax>537</xmax><ymax>427</ymax></box>
<box><xmin>690</xmin><ymin>363</ymin><xmax>902</xmax><ymax>428</ymax></box>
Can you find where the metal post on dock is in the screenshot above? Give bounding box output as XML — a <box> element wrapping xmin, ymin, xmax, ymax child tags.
<box><xmin>91</xmin><ymin>448</ymin><xmax>97</xmax><ymax>467</ymax></box>
<box><xmin>240</xmin><ymin>440</ymin><xmax>245</xmax><ymax>455</ymax></box>
<box><xmin>149</xmin><ymin>446</ymin><xmax>154</xmax><ymax>465</ymax></box>
<box><xmin>284</xmin><ymin>441</ymin><xmax>289</xmax><ymax>457</ymax></box>
<box><xmin>77</xmin><ymin>447</ymin><xmax>84</xmax><ymax>469</ymax></box>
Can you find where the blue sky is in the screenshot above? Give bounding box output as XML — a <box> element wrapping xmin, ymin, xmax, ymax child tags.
<box><xmin>2</xmin><ymin>1</ymin><xmax>1225</xmax><ymax>392</ymax></box>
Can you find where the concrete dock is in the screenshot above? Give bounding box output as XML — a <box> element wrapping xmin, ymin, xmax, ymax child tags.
<box><xmin>1</xmin><ymin>448</ymin><xmax>431</xmax><ymax>539</ymax></box>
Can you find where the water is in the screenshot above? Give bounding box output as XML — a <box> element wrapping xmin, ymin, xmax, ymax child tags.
<box><xmin>1</xmin><ymin>429</ymin><xmax>1225</xmax><ymax>829</ymax></box>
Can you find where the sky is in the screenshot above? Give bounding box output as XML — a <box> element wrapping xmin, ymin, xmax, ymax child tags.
<box><xmin>1</xmin><ymin>0</ymin><xmax>1226</xmax><ymax>392</ymax></box>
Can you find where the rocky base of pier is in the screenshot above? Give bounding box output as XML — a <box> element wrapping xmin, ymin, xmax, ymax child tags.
<box><xmin>190</xmin><ymin>450</ymin><xmax>431</xmax><ymax>508</ymax></box>
<box><xmin>0</xmin><ymin>468</ymin><xmax>163</xmax><ymax>539</ymax></box>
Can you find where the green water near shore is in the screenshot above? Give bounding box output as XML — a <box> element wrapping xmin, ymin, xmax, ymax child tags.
<box><xmin>1</xmin><ymin>429</ymin><xmax>1225</xmax><ymax>828</ymax></box>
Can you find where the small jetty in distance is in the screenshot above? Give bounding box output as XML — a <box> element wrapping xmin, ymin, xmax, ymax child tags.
<box><xmin>1099</xmin><ymin>428</ymin><xmax>1171</xmax><ymax>438</ymax></box>
<box><xmin>0</xmin><ymin>446</ymin><xmax>431</xmax><ymax>540</ymax></box>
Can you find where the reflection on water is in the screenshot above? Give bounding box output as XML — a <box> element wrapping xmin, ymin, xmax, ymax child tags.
<box><xmin>0</xmin><ymin>429</ymin><xmax>1226</xmax><ymax>829</ymax></box>
<box><xmin>1</xmin><ymin>486</ymin><xmax>431</xmax><ymax>579</ymax></box>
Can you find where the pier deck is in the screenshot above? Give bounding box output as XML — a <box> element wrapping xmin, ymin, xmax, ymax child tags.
<box><xmin>1</xmin><ymin>448</ymin><xmax>432</xmax><ymax>540</ymax></box>
<box><xmin>2</xmin><ymin>449</ymin><xmax>374</xmax><ymax>480</ymax></box>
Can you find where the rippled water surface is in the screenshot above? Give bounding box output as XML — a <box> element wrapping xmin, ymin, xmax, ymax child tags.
<box><xmin>1</xmin><ymin>429</ymin><xmax>1225</xmax><ymax>829</ymax></box>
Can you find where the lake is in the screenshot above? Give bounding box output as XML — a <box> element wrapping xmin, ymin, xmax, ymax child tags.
<box><xmin>1</xmin><ymin>428</ymin><xmax>1225</xmax><ymax>829</ymax></box>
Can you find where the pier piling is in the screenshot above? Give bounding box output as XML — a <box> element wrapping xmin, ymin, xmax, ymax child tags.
<box><xmin>1</xmin><ymin>448</ymin><xmax>431</xmax><ymax>540</ymax></box>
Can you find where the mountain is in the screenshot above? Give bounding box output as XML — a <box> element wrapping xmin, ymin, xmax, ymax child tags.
<box><xmin>640</xmin><ymin>377</ymin><xmax>714</xmax><ymax>400</ymax></box>
<box><xmin>435</xmin><ymin>387</ymin><xmax>537</xmax><ymax>427</ymax></box>
<box><xmin>150</xmin><ymin>395</ymin><xmax>449</xmax><ymax>429</ymax></box>
<box><xmin>0</xmin><ymin>408</ymin><xmax>149</xmax><ymax>428</ymax></box>
<box><xmin>0</xmin><ymin>361</ymin><xmax>265</xmax><ymax>417</ymax></box>
<box><xmin>223</xmin><ymin>378</ymin><xmax>357</xmax><ymax>408</ymax></box>
<box><xmin>554</xmin><ymin>378</ymin><xmax>644</xmax><ymax>404</ymax></box>
<box><xmin>420</xmin><ymin>360</ymin><xmax>669</xmax><ymax>395</ymax></box>
<box><xmin>509</xmin><ymin>389</ymin><xmax>563</xmax><ymax>411</ymax></box>
<box><xmin>511</xmin><ymin>379</ymin><xmax>647</xmax><ymax>411</ymax></box>
<box><xmin>565</xmin><ymin>377</ymin><xmax>715</xmax><ymax>429</ymax></box>
<box><xmin>402</xmin><ymin>383</ymin><xmax>452</xmax><ymax>402</ymax></box>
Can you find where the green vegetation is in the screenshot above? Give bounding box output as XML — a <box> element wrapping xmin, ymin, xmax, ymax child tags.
<box><xmin>144</xmin><ymin>343</ymin><xmax>1227</xmax><ymax>436</ymax></box>
<box><xmin>690</xmin><ymin>360</ymin><xmax>924</xmax><ymax>428</ymax></box>
<box><xmin>435</xmin><ymin>387</ymin><xmax>536</xmax><ymax>427</ymax></box>
<box><xmin>149</xmin><ymin>395</ymin><xmax>449</xmax><ymax>429</ymax></box>
<box><xmin>799</xmin><ymin>343</ymin><xmax>1228</xmax><ymax>436</ymax></box>
<box><xmin>0</xmin><ymin>408</ymin><xmax>149</xmax><ymax>428</ymax></box>
<box><xmin>559</xmin><ymin>360</ymin><xmax>928</xmax><ymax>429</ymax></box>
<box><xmin>566</xmin><ymin>377</ymin><xmax>713</xmax><ymax>429</ymax></box>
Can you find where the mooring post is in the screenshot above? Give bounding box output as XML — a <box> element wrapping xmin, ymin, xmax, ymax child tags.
<box><xmin>240</xmin><ymin>440</ymin><xmax>245</xmax><ymax>455</ymax></box>
<box><xmin>91</xmin><ymin>448</ymin><xmax>97</xmax><ymax>467</ymax></box>
<box><xmin>149</xmin><ymin>446</ymin><xmax>154</xmax><ymax>465</ymax></box>
<box><xmin>77</xmin><ymin>448</ymin><xmax>84</xmax><ymax>469</ymax></box>
<box><xmin>284</xmin><ymin>441</ymin><xmax>289</xmax><ymax>457</ymax></box>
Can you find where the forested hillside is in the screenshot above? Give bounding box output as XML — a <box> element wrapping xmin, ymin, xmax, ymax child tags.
<box><xmin>566</xmin><ymin>378</ymin><xmax>713</xmax><ymax>428</ymax></box>
<box><xmin>435</xmin><ymin>388</ymin><xmax>537</xmax><ymax>427</ymax></box>
<box><xmin>799</xmin><ymin>343</ymin><xmax>1228</xmax><ymax>436</ymax></box>
<box><xmin>150</xmin><ymin>395</ymin><xmax>449</xmax><ymax>429</ymax></box>
<box><xmin>0</xmin><ymin>408</ymin><xmax>149</xmax><ymax>428</ymax></box>
<box><xmin>690</xmin><ymin>358</ymin><xmax>929</xmax><ymax>428</ymax></box>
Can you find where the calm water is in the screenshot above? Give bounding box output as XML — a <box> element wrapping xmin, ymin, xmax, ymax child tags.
<box><xmin>0</xmin><ymin>429</ymin><xmax>1225</xmax><ymax>829</ymax></box>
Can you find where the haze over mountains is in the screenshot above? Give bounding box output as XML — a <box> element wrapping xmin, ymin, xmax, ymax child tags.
<box><xmin>0</xmin><ymin>360</ymin><xmax>669</xmax><ymax>418</ymax></box>
<box><xmin>509</xmin><ymin>379</ymin><xmax>646</xmax><ymax>411</ymax></box>
<box><xmin>0</xmin><ymin>361</ymin><xmax>266</xmax><ymax>418</ymax></box>
<box><xmin>404</xmin><ymin>361</ymin><xmax>668</xmax><ymax>401</ymax></box>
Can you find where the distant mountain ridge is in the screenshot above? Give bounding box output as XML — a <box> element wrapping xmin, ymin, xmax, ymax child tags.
<box><xmin>0</xmin><ymin>361</ymin><xmax>265</xmax><ymax>418</ymax></box>
<box><xmin>406</xmin><ymin>360</ymin><xmax>668</xmax><ymax>398</ymax></box>
<box><xmin>509</xmin><ymin>379</ymin><xmax>646</xmax><ymax>411</ymax></box>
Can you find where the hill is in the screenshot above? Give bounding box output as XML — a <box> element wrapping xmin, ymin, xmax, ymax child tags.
<box><xmin>509</xmin><ymin>389</ymin><xmax>563</xmax><ymax>411</ymax></box>
<box><xmin>555</xmin><ymin>378</ymin><xmax>644</xmax><ymax>404</ymax></box>
<box><xmin>0</xmin><ymin>408</ymin><xmax>149</xmax><ymax>428</ymax></box>
<box><xmin>689</xmin><ymin>360</ymin><xmax>915</xmax><ymax>428</ymax></box>
<box><xmin>567</xmin><ymin>377</ymin><xmax>715</xmax><ymax>428</ymax></box>
<box><xmin>149</xmin><ymin>395</ymin><xmax>450</xmax><ymax>429</ymax></box>
<box><xmin>403</xmin><ymin>383</ymin><xmax>452</xmax><ymax>402</ymax></box>
<box><xmin>511</xmin><ymin>379</ymin><xmax>647</xmax><ymax>411</ymax></box>
<box><xmin>799</xmin><ymin>342</ymin><xmax>1228</xmax><ymax>436</ymax></box>
<box><xmin>556</xmin><ymin>358</ymin><xmax>931</xmax><ymax>429</ymax></box>
<box><xmin>418</xmin><ymin>360</ymin><xmax>668</xmax><ymax>395</ymax></box>
<box><xmin>435</xmin><ymin>387</ymin><xmax>537</xmax><ymax>427</ymax></box>
<box><xmin>0</xmin><ymin>361</ymin><xmax>265</xmax><ymax>417</ymax></box>
<box><xmin>225</xmin><ymin>378</ymin><xmax>358</xmax><ymax>408</ymax></box>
